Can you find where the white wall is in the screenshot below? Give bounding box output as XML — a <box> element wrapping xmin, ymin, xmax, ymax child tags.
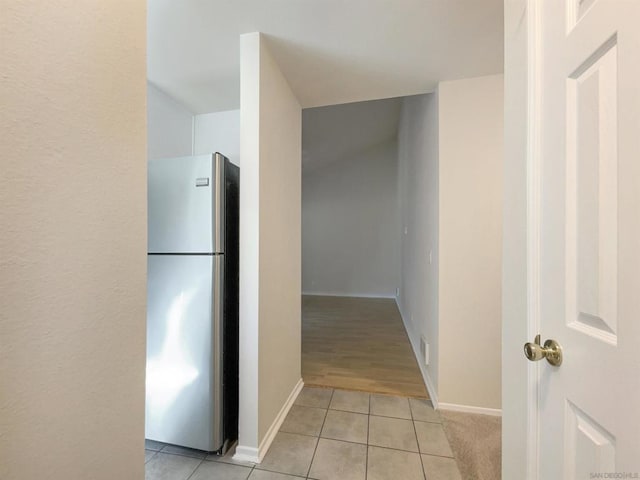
<box><xmin>1</xmin><ymin>3</ymin><xmax>147</xmax><ymax>479</ymax></box>
<box><xmin>238</xmin><ymin>32</ymin><xmax>261</xmax><ymax>458</ymax></box>
<box><xmin>502</xmin><ymin>0</ymin><xmax>529</xmax><ymax>475</ymax></box>
<box><xmin>256</xmin><ymin>36</ymin><xmax>302</xmax><ymax>444</ymax></box>
<box><xmin>302</xmin><ymin>140</ymin><xmax>399</xmax><ymax>297</ymax></box>
<box><xmin>148</xmin><ymin>85</ymin><xmax>240</xmax><ymax>165</ymax></box>
<box><xmin>194</xmin><ymin>109</ymin><xmax>240</xmax><ymax>166</ymax></box>
<box><xmin>438</xmin><ymin>75</ymin><xmax>503</xmax><ymax>410</ymax></box>
<box><xmin>397</xmin><ymin>75</ymin><xmax>503</xmax><ymax>412</ymax></box>
<box><xmin>147</xmin><ymin>82</ymin><xmax>194</xmax><ymax>159</ymax></box>
<box><xmin>397</xmin><ymin>93</ymin><xmax>441</xmax><ymax>395</ymax></box>
<box><xmin>238</xmin><ymin>32</ymin><xmax>302</xmax><ymax>461</ymax></box>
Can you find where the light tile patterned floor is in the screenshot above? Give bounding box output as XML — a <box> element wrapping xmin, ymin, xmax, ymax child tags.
<box><xmin>145</xmin><ymin>386</ymin><xmax>462</xmax><ymax>480</ymax></box>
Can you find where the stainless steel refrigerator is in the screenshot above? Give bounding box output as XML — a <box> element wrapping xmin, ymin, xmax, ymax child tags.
<box><xmin>145</xmin><ymin>152</ymin><xmax>239</xmax><ymax>453</ymax></box>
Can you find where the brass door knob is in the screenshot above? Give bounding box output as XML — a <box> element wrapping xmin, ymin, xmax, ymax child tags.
<box><xmin>524</xmin><ymin>334</ymin><xmax>563</xmax><ymax>366</ymax></box>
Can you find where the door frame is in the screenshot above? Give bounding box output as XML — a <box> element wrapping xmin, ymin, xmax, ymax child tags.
<box><xmin>503</xmin><ymin>0</ymin><xmax>542</xmax><ymax>478</ymax></box>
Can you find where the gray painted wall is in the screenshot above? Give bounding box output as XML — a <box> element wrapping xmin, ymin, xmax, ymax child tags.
<box><xmin>397</xmin><ymin>75</ymin><xmax>503</xmax><ymax>411</ymax></box>
<box><xmin>397</xmin><ymin>93</ymin><xmax>441</xmax><ymax>394</ymax></box>
<box><xmin>302</xmin><ymin>140</ymin><xmax>400</xmax><ymax>298</ymax></box>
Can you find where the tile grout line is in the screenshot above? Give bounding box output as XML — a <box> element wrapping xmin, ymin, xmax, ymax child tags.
<box><xmin>304</xmin><ymin>385</ymin><xmax>428</xmax><ymax>401</ymax></box>
<box><xmin>183</xmin><ymin>458</ymin><xmax>205</xmax><ymax>480</ymax></box>
<box><xmin>151</xmin><ymin>411</ymin><xmax>452</xmax><ymax>471</ymax></box>
<box><xmin>147</xmin><ymin>443</ymin><xmax>262</xmax><ymax>474</ymax></box>
<box><xmin>263</xmin><ymin>426</ymin><xmax>454</xmax><ymax>458</ymax></box>
<box><xmin>304</xmin><ymin>386</ymin><xmax>428</xmax><ymax>400</ymax></box>
<box><xmin>305</xmin><ymin>388</ymin><xmax>334</xmax><ymax>479</ymax></box>
<box><xmin>254</xmin><ymin>465</ymin><xmax>306</xmax><ymax>478</ymax></box>
<box><xmin>410</xmin><ymin>451</ymin><xmax>457</xmax><ymax>460</ymax></box>
<box><xmin>144</xmin><ymin>449</ymin><xmax>158</xmax><ymax>463</ymax></box>
<box><xmin>410</xmin><ymin>398</ymin><xmax>428</xmax><ymax>480</ymax></box>
<box><xmin>152</xmin><ymin>450</ymin><xmax>208</xmax><ymax>461</ymax></box>
<box><xmin>369</xmin><ymin>412</ymin><xmax>438</xmax><ymax>422</ymax></box>
<box><xmin>326</xmin><ymin>405</ymin><xmax>374</xmax><ymax>415</ymax></box>
<box><xmin>365</xmin><ymin>392</ymin><xmax>371</xmax><ymax>480</ymax></box>
<box><xmin>281</xmin><ymin>413</ymin><xmax>440</xmax><ymax>441</ymax></box>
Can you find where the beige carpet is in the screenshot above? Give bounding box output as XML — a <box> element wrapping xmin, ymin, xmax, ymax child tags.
<box><xmin>440</xmin><ymin>410</ymin><xmax>501</xmax><ymax>480</ymax></box>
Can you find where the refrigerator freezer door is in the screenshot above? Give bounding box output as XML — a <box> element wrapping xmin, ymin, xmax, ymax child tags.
<box><xmin>145</xmin><ymin>254</ymin><xmax>224</xmax><ymax>451</ymax></box>
<box><xmin>148</xmin><ymin>154</ymin><xmax>225</xmax><ymax>254</ymax></box>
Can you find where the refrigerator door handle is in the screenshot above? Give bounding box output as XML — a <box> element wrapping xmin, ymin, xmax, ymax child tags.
<box><xmin>211</xmin><ymin>254</ymin><xmax>225</xmax><ymax>448</ymax></box>
<box><xmin>213</xmin><ymin>154</ymin><xmax>225</xmax><ymax>253</ymax></box>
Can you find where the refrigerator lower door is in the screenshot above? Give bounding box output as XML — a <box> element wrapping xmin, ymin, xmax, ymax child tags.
<box><xmin>145</xmin><ymin>254</ymin><xmax>224</xmax><ymax>451</ymax></box>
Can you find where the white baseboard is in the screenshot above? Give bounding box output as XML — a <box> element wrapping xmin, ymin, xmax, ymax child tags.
<box><xmin>396</xmin><ymin>299</ymin><xmax>439</xmax><ymax>409</ymax></box>
<box><xmin>256</xmin><ymin>378</ymin><xmax>304</xmax><ymax>462</ymax></box>
<box><xmin>233</xmin><ymin>378</ymin><xmax>304</xmax><ymax>464</ymax></box>
<box><xmin>233</xmin><ymin>445</ymin><xmax>260</xmax><ymax>464</ymax></box>
<box><xmin>421</xmin><ymin>365</ymin><xmax>439</xmax><ymax>410</ymax></box>
<box><xmin>395</xmin><ymin>299</ymin><xmax>502</xmax><ymax>416</ymax></box>
<box><xmin>438</xmin><ymin>402</ymin><xmax>502</xmax><ymax>417</ymax></box>
<box><xmin>302</xmin><ymin>291</ymin><xmax>395</xmax><ymax>299</ymax></box>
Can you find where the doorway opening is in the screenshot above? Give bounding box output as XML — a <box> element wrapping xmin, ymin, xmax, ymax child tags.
<box><xmin>300</xmin><ymin>98</ymin><xmax>427</xmax><ymax>399</ymax></box>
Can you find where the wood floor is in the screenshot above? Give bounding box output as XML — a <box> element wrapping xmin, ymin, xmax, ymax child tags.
<box><xmin>302</xmin><ymin>295</ymin><xmax>428</xmax><ymax>398</ymax></box>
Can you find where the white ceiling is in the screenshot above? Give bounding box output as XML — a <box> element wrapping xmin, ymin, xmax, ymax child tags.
<box><xmin>302</xmin><ymin>97</ymin><xmax>402</xmax><ymax>172</ymax></box>
<box><xmin>148</xmin><ymin>0</ymin><xmax>504</xmax><ymax>114</ymax></box>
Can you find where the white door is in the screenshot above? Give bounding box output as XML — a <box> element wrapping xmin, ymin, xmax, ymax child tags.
<box><xmin>529</xmin><ymin>0</ymin><xmax>640</xmax><ymax>477</ymax></box>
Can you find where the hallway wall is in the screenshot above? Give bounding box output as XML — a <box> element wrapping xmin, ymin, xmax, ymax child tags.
<box><xmin>437</xmin><ymin>75</ymin><xmax>503</xmax><ymax>411</ymax></box>
<box><xmin>397</xmin><ymin>92</ymin><xmax>441</xmax><ymax>396</ymax></box>
<box><xmin>397</xmin><ymin>75</ymin><xmax>503</xmax><ymax>412</ymax></box>
<box><xmin>1</xmin><ymin>2</ymin><xmax>147</xmax><ymax>479</ymax></box>
<box><xmin>302</xmin><ymin>140</ymin><xmax>399</xmax><ymax>298</ymax></box>
<box><xmin>238</xmin><ymin>32</ymin><xmax>302</xmax><ymax>461</ymax></box>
